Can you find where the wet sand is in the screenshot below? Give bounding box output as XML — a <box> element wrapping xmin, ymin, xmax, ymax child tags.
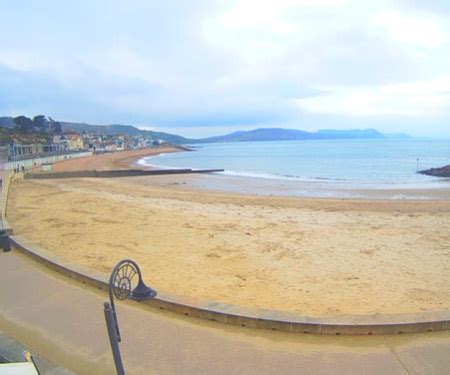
<box><xmin>8</xmin><ymin>169</ymin><xmax>450</xmax><ymax>316</ymax></box>
<box><xmin>175</xmin><ymin>172</ymin><xmax>450</xmax><ymax>200</ymax></box>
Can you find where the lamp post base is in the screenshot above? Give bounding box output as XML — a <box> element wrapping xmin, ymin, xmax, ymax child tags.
<box><xmin>104</xmin><ymin>302</ymin><xmax>125</xmax><ymax>375</ymax></box>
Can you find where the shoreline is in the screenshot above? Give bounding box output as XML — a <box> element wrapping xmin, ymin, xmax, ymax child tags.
<box><xmin>135</xmin><ymin>153</ymin><xmax>450</xmax><ymax>201</ymax></box>
<box><xmin>48</xmin><ymin>145</ymin><xmax>450</xmax><ymax>201</ymax></box>
<box><xmin>50</xmin><ymin>146</ymin><xmax>187</xmax><ymax>172</ymax></box>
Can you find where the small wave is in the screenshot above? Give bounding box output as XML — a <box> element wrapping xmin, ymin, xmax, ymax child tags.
<box><xmin>314</xmin><ymin>176</ymin><xmax>350</xmax><ymax>181</ymax></box>
<box><xmin>220</xmin><ymin>170</ymin><xmax>298</xmax><ymax>181</ymax></box>
<box><xmin>392</xmin><ymin>195</ymin><xmax>431</xmax><ymax>200</ymax></box>
<box><xmin>138</xmin><ymin>155</ymin><xmax>450</xmax><ymax>190</ymax></box>
<box><xmin>137</xmin><ymin>156</ymin><xmax>182</xmax><ymax>170</ymax></box>
<box><xmin>219</xmin><ymin>170</ymin><xmax>347</xmax><ymax>183</ymax></box>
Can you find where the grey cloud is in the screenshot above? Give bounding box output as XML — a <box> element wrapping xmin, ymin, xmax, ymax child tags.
<box><xmin>285</xmin><ymin>30</ymin><xmax>420</xmax><ymax>86</ymax></box>
<box><xmin>0</xmin><ymin>0</ymin><xmax>450</xmax><ymax>136</ymax></box>
<box><xmin>398</xmin><ymin>0</ymin><xmax>450</xmax><ymax>13</ymax></box>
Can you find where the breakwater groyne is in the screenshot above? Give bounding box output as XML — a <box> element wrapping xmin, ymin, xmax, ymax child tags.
<box><xmin>24</xmin><ymin>168</ymin><xmax>224</xmax><ymax>180</ymax></box>
<box><xmin>419</xmin><ymin>165</ymin><xmax>450</xmax><ymax>178</ymax></box>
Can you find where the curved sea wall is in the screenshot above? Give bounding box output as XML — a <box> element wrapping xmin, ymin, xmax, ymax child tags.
<box><xmin>5</xmin><ymin>176</ymin><xmax>450</xmax><ymax>335</ymax></box>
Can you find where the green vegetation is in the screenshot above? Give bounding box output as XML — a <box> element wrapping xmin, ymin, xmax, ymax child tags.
<box><xmin>0</xmin><ymin>115</ymin><xmax>60</xmax><ymax>146</ymax></box>
<box><xmin>12</xmin><ymin>115</ymin><xmax>62</xmax><ymax>134</ymax></box>
<box><xmin>0</xmin><ymin>127</ymin><xmax>53</xmax><ymax>146</ymax></box>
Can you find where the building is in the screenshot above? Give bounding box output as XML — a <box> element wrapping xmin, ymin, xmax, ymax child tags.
<box><xmin>66</xmin><ymin>133</ymin><xmax>84</xmax><ymax>150</ymax></box>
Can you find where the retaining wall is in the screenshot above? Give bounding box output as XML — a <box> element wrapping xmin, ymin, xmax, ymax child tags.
<box><xmin>9</xmin><ymin>234</ymin><xmax>450</xmax><ymax>335</ymax></box>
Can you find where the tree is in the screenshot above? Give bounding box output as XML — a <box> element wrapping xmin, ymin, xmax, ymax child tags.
<box><xmin>32</xmin><ymin>115</ymin><xmax>49</xmax><ymax>133</ymax></box>
<box><xmin>13</xmin><ymin>116</ymin><xmax>34</xmax><ymax>133</ymax></box>
<box><xmin>48</xmin><ymin>117</ymin><xmax>62</xmax><ymax>134</ymax></box>
<box><xmin>51</xmin><ymin>121</ymin><xmax>62</xmax><ymax>134</ymax></box>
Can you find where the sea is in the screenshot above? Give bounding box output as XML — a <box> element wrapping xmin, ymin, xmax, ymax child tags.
<box><xmin>138</xmin><ymin>139</ymin><xmax>450</xmax><ymax>198</ymax></box>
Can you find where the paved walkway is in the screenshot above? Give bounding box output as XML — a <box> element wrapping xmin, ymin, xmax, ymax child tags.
<box><xmin>0</xmin><ymin>330</ymin><xmax>74</xmax><ymax>374</ymax></box>
<box><xmin>1</xmin><ymin>251</ymin><xmax>450</xmax><ymax>374</ymax></box>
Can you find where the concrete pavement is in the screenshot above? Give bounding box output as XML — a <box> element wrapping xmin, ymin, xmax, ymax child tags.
<box><xmin>1</xmin><ymin>251</ymin><xmax>450</xmax><ymax>374</ymax></box>
<box><xmin>0</xmin><ymin>330</ymin><xmax>74</xmax><ymax>374</ymax></box>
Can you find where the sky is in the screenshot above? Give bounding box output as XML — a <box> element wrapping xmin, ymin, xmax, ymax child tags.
<box><xmin>1</xmin><ymin>0</ymin><xmax>450</xmax><ymax>138</ymax></box>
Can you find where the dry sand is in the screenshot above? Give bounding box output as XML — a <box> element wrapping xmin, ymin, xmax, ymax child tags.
<box><xmin>8</xmin><ymin>166</ymin><xmax>450</xmax><ymax>316</ymax></box>
<box><xmin>49</xmin><ymin>146</ymin><xmax>184</xmax><ymax>172</ymax></box>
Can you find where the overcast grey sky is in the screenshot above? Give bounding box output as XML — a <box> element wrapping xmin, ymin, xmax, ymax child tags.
<box><xmin>1</xmin><ymin>0</ymin><xmax>450</xmax><ymax>137</ymax></box>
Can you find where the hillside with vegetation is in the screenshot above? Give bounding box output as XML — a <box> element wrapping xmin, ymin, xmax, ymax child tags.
<box><xmin>0</xmin><ymin>115</ymin><xmax>62</xmax><ymax>146</ymax></box>
<box><xmin>60</xmin><ymin>122</ymin><xmax>194</xmax><ymax>144</ymax></box>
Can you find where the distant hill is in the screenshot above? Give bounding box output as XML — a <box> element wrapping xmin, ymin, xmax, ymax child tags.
<box><xmin>199</xmin><ymin>128</ymin><xmax>385</xmax><ymax>143</ymax></box>
<box><xmin>60</xmin><ymin>122</ymin><xmax>141</xmax><ymax>135</ymax></box>
<box><xmin>0</xmin><ymin>117</ymin><xmax>196</xmax><ymax>145</ymax></box>
<box><xmin>199</xmin><ymin>128</ymin><xmax>315</xmax><ymax>143</ymax></box>
<box><xmin>0</xmin><ymin>117</ymin><xmax>14</xmax><ymax>128</ymax></box>
<box><xmin>59</xmin><ymin>122</ymin><xmax>195</xmax><ymax>145</ymax></box>
<box><xmin>315</xmin><ymin>129</ymin><xmax>384</xmax><ymax>139</ymax></box>
<box><xmin>0</xmin><ymin>116</ymin><xmax>410</xmax><ymax>144</ymax></box>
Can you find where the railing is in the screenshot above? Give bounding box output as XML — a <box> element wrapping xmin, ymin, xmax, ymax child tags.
<box><xmin>7</xmin><ymin>149</ymin><xmax>85</xmax><ymax>162</ymax></box>
<box><xmin>2</xmin><ymin>151</ymin><xmax>92</xmax><ymax>171</ymax></box>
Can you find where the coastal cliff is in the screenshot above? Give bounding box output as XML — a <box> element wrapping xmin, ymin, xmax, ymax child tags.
<box><xmin>419</xmin><ymin>165</ymin><xmax>450</xmax><ymax>177</ymax></box>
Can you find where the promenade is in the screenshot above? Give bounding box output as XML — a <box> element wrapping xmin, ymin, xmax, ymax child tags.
<box><xmin>1</xmin><ymin>251</ymin><xmax>450</xmax><ymax>374</ymax></box>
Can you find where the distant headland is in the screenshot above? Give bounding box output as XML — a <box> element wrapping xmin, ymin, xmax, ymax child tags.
<box><xmin>0</xmin><ymin>115</ymin><xmax>411</xmax><ymax>145</ymax></box>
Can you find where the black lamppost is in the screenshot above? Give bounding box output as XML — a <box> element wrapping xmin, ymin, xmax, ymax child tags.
<box><xmin>0</xmin><ymin>214</ymin><xmax>11</xmax><ymax>253</ymax></box>
<box><xmin>0</xmin><ymin>230</ymin><xmax>11</xmax><ymax>252</ymax></box>
<box><xmin>1</xmin><ymin>203</ymin><xmax>11</xmax><ymax>252</ymax></box>
<box><xmin>104</xmin><ymin>259</ymin><xmax>157</xmax><ymax>375</ymax></box>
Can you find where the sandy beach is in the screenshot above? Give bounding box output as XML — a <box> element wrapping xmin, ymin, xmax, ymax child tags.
<box><xmin>49</xmin><ymin>146</ymin><xmax>185</xmax><ymax>171</ymax></box>
<box><xmin>7</xmin><ymin>149</ymin><xmax>450</xmax><ymax>316</ymax></box>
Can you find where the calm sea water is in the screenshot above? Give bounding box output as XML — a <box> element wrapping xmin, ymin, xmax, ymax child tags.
<box><xmin>139</xmin><ymin>139</ymin><xmax>450</xmax><ymax>190</ymax></box>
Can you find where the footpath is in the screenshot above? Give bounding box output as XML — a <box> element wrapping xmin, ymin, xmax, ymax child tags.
<box><xmin>0</xmin><ymin>329</ymin><xmax>74</xmax><ymax>374</ymax></box>
<box><xmin>1</xmin><ymin>251</ymin><xmax>450</xmax><ymax>374</ymax></box>
<box><xmin>0</xmin><ymin>170</ymin><xmax>73</xmax><ymax>373</ymax></box>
